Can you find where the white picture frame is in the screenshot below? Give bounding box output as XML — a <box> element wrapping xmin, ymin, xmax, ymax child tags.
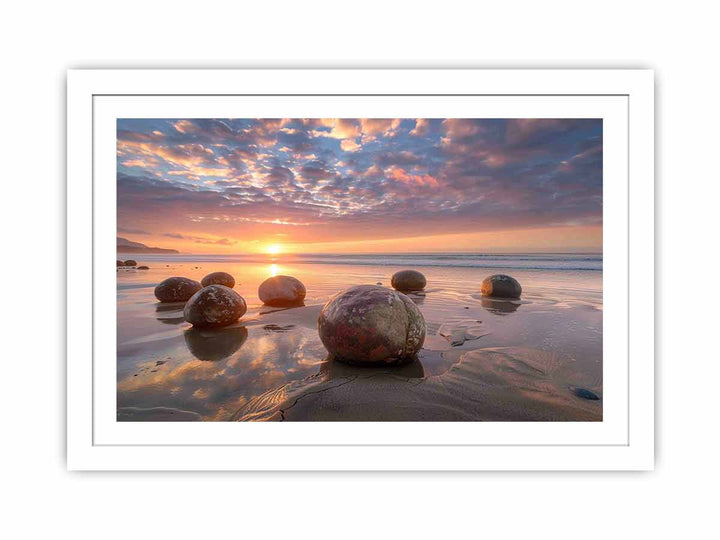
<box><xmin>67</xmin><ymin>69</ymin><xmax>654</xmax><ymax>471</ymax></box>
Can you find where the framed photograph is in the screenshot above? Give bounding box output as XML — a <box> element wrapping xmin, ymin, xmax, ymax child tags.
<box><xmin>67</xmin><ymin>69</ymin><xmax>654</xmax><ymax>470</ymax></box>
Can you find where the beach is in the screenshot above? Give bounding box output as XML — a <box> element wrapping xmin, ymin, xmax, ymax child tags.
<box><xmin>117</xmin><ymin>253</ymin><xmax>603</xmax><ymax>421</ymax></box>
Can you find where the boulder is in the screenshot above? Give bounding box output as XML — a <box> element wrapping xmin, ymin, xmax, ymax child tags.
<box><xmin>154</xmin><ymin>276</ymin><xmax>202</xmax><ymax>303</ymax></box>
<box><xmin>318</xmin><ymin>285</ymin><xmax>425</xmax><ymax>364</ymax></box>
<box><xmin>116</xmin><ymin>260</ymin><xmax>123</xmax><ymax>266</ymax></box>
<box><xmin>480</xmin><ymin>274</ymin><xmax>522</xmax><ymax>298</ymax></box>
<box><xmin>201</xmin><ymin>271</ymin><xmax>235</xmax><ymax>288</ymax></box>
<box><xmin>123</xmin><ymin>259</ymin><xmax>137</xmax><ymax>267</ymax></box>
<box><xmin>391</xmin><ymin>269</ymin><xmax>427</xmax><ymax>292</ymax></box>
<box><xmin>258</xmin><ymin>275</ymin><xmax>306</xmax><ymax>306</ymax></box>
<box><xmin>572</xmin><ymin>387</ymin><xmax>600</xmax><ymax>400</ymax></box>
<box><xmin>137</xmin><ymin>265</ymin><xmax>150</xmax><ymax>270</ymax></box>
<box><xmin>183</xmin><ymin>285</ymin><xmax>247</xmax><ymax>328</ymax></box>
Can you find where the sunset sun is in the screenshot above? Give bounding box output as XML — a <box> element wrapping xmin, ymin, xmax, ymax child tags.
<box><xmin>267</xmin><ymin>244</ymin><xmax>282</xmax><ymax>255</ymax></box>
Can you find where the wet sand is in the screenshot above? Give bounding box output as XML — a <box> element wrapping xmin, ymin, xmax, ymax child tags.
<box><xmin>117</xmin><ymin>256</ymin><xmax>602</xmax><ymax>421</ymax></box>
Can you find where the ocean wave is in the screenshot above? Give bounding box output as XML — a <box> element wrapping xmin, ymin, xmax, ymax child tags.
<box><xmin>125</xmin><ymin>253</ymin><xmax>603</xmax><ymax>271</ymax></box>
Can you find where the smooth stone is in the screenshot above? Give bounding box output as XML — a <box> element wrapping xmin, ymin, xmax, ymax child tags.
<box><xmin>116</xmin><ymin>260</ymin><xmax>123</xmax><ymax>266</ymax></box>
<box><xmin>480</xmin><ymin>274</ymin><xmax>522</xmax><ymax>298</ymax></box>
<box><xmin>391</xmin><ymin>269</ymin><xmax>427</xmax><ymax>292</ymax></box>
<box><xmin>317</xmin><ymin>284</ymin><xmax>425</xmax><ymax>364</ymax></box>
<box><xmin>258</xmin><ymin>275</ymin><xmax>306</xmax><ymax>306</ymax></box>
<box><xmin>573</xmin><ymin>387</ymin><xmax>600</xmax><ymax>400</ymax></box>
<box><xmin>183</xmin><ymin>284</ymin><xmax>247</xmax><ymax>328</ymax></box>
<box><xmin>137</xmin><ymin>265</ymin><xmax>149</xmax><ymax>270</ymax></box>
<box><xmin>123</xmin><ymin>259</ymin><xmax>137</xmax><ymax>266</ymax></box>
<box><xmin>154</xmin><ymin>276</ymin><xmax>202</xmax><ymax>303</ymax></box>
<box><xmin>201</xmin><ymin>271</ymin><xmax>235</xmax><ymax>288</ymax></box>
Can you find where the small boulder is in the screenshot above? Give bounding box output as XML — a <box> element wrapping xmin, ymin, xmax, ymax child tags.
<box><xmin>391</xmin><ymin>269</ymin><xmax>427</xmax><ymax>292</ymax></box>
<box><xmin>258</xmin><ymin>275</ymin><xmax>306</xmax><ymax>306</ymax></box>
<box><xmin>154</xmin><ymin>277</ymin><xmax>202</xmax><ymax>303</ymax></box>
<box><xmin>123</xmin><ymin>259</ymin><xmax>137</xmax><ymax>267</ymax></box>
<box><xmin>480</xmin><ymin>274</ymin><xmax>522</xmax><ymax>298</ymax></box>
<box><xmin>573</xmin><ymin>387</ymin><xmax>600</xmax><ymax>400</ymax></box>
<box><xmin>183</xmin><ymin>285</ymin><xmax>247</xmax><ymax>328</ymax></box>
<box><xmin>201</xmin><ymin>271</ymin><xmax>235</xmax><ymax>288</ymax></box>
<box><xmin>116</xmin><ymin>260</ymin><xmax>123</xmax><ymax>266</ymax></box>
<box><xmin>318</xmin><ymin>285</ymin><xmax>425</xmax><ymax>364</ymax></box>
<box><xmin>137</xmin><ymin>265</ymin><xmax>150</xmax><ymax>270</ymax></box>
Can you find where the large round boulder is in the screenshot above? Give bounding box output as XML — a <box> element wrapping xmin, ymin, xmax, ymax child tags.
<box><xmin>391</xmin><ymin>269</ymin><xmax>427</xmax><ymax>292</ymax></box>
<box><xmin>480</xmin><ymin>274</ymin><xmax>522</xmax><ymax>298</ymax></box>
<box><xmin>201</xmin><ymin>271</ymin><xmax>235</xmax><ymax>288</ymax></box>
<box><xmin>123</xmin><ymin>259</ymin><xmax>137</xmax><ymax>267</ymax></box>
<box><xmin>183</xmin><ymin>285</ymin><xmax>247</xmax><ymax>328</ymax></box>
<box><xmin>318</xmin><ymin>285</ymin><xmax>426</xmax><ymax>364</ymax></box>
<box><xmin>154</xmin><ymin>276</ymin><xmax>202</xmax><ymax>303</ymax></box>
<box><xmin>258</xmin><ymin>275</ymin><xmax>306</xmax><ymax>306</ymax></box>
<box><xmin>116</xmin><ymin>260</ymin><xmax>123</xmax><ymax>266</ymax></box>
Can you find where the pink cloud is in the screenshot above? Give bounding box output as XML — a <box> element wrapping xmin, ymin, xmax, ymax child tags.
<box><xmin>386</xmin><ymin>166</ymin><xmax>439</xmax><ymax>187</ymax></box>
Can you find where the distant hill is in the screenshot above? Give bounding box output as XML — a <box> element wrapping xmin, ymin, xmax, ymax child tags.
<box><xmin>117</xmin><ymin>236</ymin><xmax>179</xmax><ymax>254</ymax></box>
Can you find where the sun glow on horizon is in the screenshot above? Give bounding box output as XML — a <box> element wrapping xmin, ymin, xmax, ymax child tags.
<box><xmin>267</xmin><ymin>244</ymin><xmax>282</xmax><ymax>255</ymax></box>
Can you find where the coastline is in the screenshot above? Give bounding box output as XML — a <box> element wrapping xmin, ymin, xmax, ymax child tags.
<box><xmin>117</xmin><ymin>253</ymin><xmax>603</xmax><ymax>421</ymax></box>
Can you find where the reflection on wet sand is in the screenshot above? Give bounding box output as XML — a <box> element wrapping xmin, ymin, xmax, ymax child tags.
<box><xmin>405</xmin><ymin>292</ymin><xmax>426</xmax><ymax>305</ymax></box>
<box><xmin>155</xmin><ymin>302</ymin><xmax>186</xmax><ymax>324</ymax></box>
<box><xmin>481</xmin><ymin>297</ymin><xmax>521</xmax><ymax>315</ymax></box>
<box><xmin>155</xmin><ymin>302</ymin><xmax>185</xmax><ymax>312</ymax></box>
<box><xmin>184</xmin><ymin>326</ymin><xmax>249</xmax><ymax>361</ymax></box>
<box><xmin>320</xmin><ymin>356</ymin><xmax>425</xmax><ymax>380</ymax></box>
<box><xmin>234</xmin><ymin>347</ymin><xmax>601</xmax><ymax>422</ymax></box>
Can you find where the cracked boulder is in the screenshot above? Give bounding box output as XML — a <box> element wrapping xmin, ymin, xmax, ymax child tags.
<box><xmin>183</xmin><ymin>284</ymin><xmax>247</xmax><ymax>328</ymax></box>
<box><xmin>258</xmin><ymin>275</ymin><xmax>306</xmax><ymax>306</ymax></box>
<box><xmin>318</xmin><ymin>285</ymin><xmax>426</xmax><ymax>364</ymax></box>
<box><xmin>154</xmin><ymin>276</ymin><xmax>202</xmax><ymax>303</ymax></box>
<box><xmin>480</xmin><ymin>274</ymin><xmax>522</xmax><ymax>298</ymax></box>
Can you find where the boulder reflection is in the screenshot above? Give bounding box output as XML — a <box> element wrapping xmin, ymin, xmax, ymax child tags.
<box><xmin>184</xmin><ymin>326</ymin><xmax>248</xmax><ymax>361</ymax></box>
<box><xmin>405</xmin><ymin>292</ymin><xmax>426</xmax><ymax>305</ymax></box>
<box><xmin>319</xmin><ymin>356</ymin><xmax>425</xmax><ymax>380</ymax></box>
<box><xmin>481</xmin><ymin>297</ymin><xmax>521</xmax><ymax>315</ymax></box>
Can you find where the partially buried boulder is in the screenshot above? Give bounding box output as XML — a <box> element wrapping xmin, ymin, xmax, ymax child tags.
<box><xmin>258</xmin><ymin>275</ymin><xmax>306</xmax><ymax>306</ymax></box>
<box><xmin>480</xmin><ymin>274</ymin><xmax>522</xmax><ymax>298</ymax></box>
<box><xmin>137</xmin><ymin>265</ymin><xmax>149</xmax><ymax>270</ymax></box>
<box><xmin>201</xmin><ymin>271</ymin><xmax>235</xmax><ymax>288</ymax></box>
<box><xmin>184</xmin><ymin>285</ymin><xmax>247</xmax><ymax>328</ymax></box>
<box><xmin>123</xmin><ymin>259</ymin><xmax>137</xmax><ymax>267</ymax></box>
<box><xmin>154</xmin><ymin>276</ymin><xmax>202</xmax><ymax>303</ymax></box>
<box><xmin>391</xmin><ymin>269</ymin><xmax>427</xmax><ymax>292</ymax></box>
<box><xmin>318</xmin><ymin>285</ymin><xmax>425</xmax><ymax>364</ymax></box>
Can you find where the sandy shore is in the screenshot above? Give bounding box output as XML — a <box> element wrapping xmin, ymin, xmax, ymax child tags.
<box><xmin>117</xmin><ymin>256</ymin><xmax>602</xmax><ymax>421</ymax></box>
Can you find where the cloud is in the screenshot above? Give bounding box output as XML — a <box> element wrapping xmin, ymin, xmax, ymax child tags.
<box><xmin>118</xmin><ymin>226</ymin><xmax>149</xmax><ymax>235</ymax></box>
<box><xmin>116</xmin><ymin>118</ymin><xmax>602</xmax><ymax>249</ymax></box>
<box><xmin>410</xmin><ymin>118</ymin><xmax>430</xmax><ymax>136</ymax></box>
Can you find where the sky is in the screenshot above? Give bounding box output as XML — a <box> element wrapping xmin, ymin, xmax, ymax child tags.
<box><xmin>117</xmin><ymin>118</ymin><xmax>602</xmax><ymax>254</ymax></box>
